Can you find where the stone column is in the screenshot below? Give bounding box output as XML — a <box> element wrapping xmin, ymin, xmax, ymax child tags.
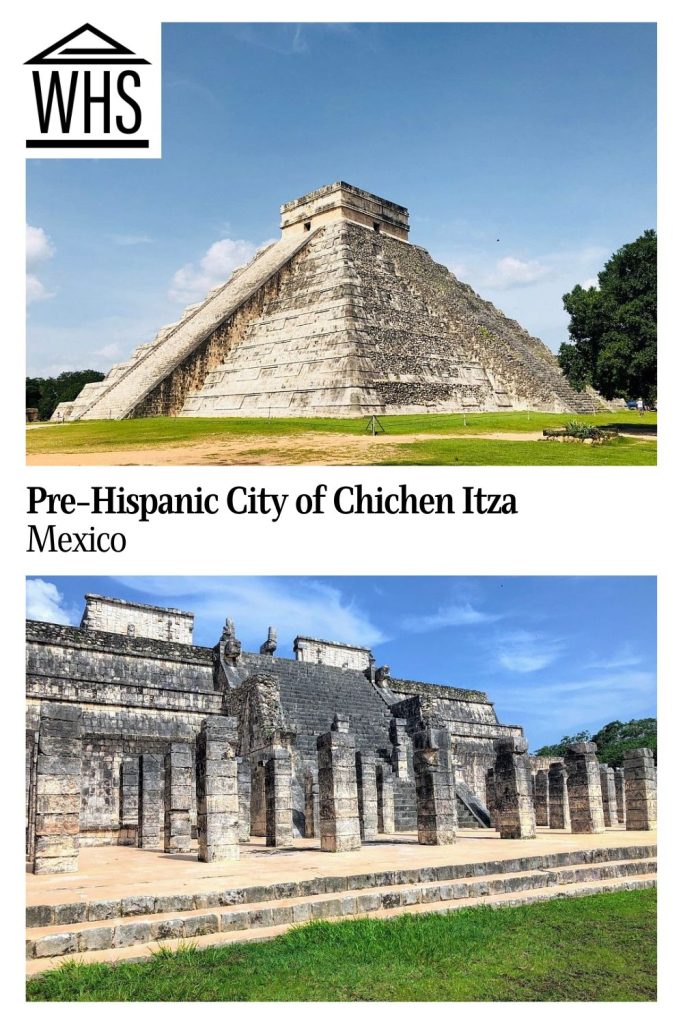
<box><xmin>316</xmin><ymin>715</ymin><xmax>361</xmax><ymax>852</ymax></box>
<box><xmin>196</xmin><ymin>717</ymin><xmax>239</xmax><ymax>862</ymax></box>
<box><xmin>599</xmin><ymin>764</ymin><xmax>619</xmax><ymax>827</ymax></box>
<box><xmin>493</xmin><ymin>738</ymin><xmax>536</xmax><ymax>839</ymax></box>
<box><xmin>33</xmin><ymin>703</ymin><xmax>83</xmax><ymax>874</ymax></box>
<box><xmin>534</xmin><ymin>769</ymin><xmax>550</xmax><ymax>827</ymax></box>
<box><xmin>304</xmin><ymin>770</ymin><xmax>318</xmax><ymax>838</ymax></box>
<box><xmin>390</xmin><ymin>717</ymin><xmax>410</xmax><ymax>780</ymax></box>
<box><xmin>164</xmin><ymin>743</ymin><xmax>192</xmax><ymax>853</ymax></box>
<box><xmin>118</xmin><ymin>756</ymin><xmax>139</xmax><ymax>845</ymax></box>
<box><xmin>624</xmin><ymin>748</ymin><xmax>657</xmax><ymax>830</ymax></box>
<box><xmin>485</xmin><ymin>767</ymin><xmax>499</xmax><ymax>830</ymax></box>
<box><xmin>237</xmin><ymin>757</ymin><xmax>252</xmax><ymax>843</ymax></box>
<box><xmin>356</xmin><ymin>752</ymin><xmax>379</xmax><ymax>841</ymax></box>
<box><xmin>614</xmin><ymin>767</ymin><xmax>626</xmax><ymax>823</ymax></box>
<box><xmin>138</xmin><ymin>753</ymin><xmax>162</xmax><ymax>849</ymax></box>
<box><xmin>565</xmin><ymin>742</ymin><xmax>605</xmax><ymax>833</ymax></box>
<box><xmin>413</xmin><ymin>725</ymin><xmax>457</xmax><ymax>845</ymax></box>
<box><xmin>548</xmin><ymin>761</ymin><xmax>571</xmax><ymax>829</ymax></box>
<box><xmin>376</xmin><ymin>762</ymin><xmax>395</xmax><ymax>834</ymax></box>
<box><xmin>265</xmin><ymin>748</ymin><xmax>294</xmax><ymax>847</ymax></box>
<box><xmin>250</xmin><ymin>763</ymin><xmax>267</xmax><ymax>837</ymax></box>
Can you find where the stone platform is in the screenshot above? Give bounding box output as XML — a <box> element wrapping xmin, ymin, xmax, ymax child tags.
<box><xmin>26</xmin><ymin>827</ymin><xmax>656</xmax><ymax>974</ymax></box>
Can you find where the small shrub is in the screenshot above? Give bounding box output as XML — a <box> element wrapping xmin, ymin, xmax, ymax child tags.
<box><xmin>565</xmin><ymin>420</ymin><xmax>601</xmax><ymax>440</ymax></box>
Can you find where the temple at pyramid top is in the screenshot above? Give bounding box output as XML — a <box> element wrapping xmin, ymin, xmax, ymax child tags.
<box><xmin>280</xmin><ymin>182</ymin><xmax>410</xmax><ymax>241</ymax></box>
<box><xmin>54</xmin><ymin>182</ymin><xmax>609</xmax><ymax>422</ymax></box>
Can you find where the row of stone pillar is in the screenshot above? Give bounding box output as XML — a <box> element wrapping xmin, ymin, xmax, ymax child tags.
<box><xmin>488</xmin><ymin>740</ymin><xmax>656</xmax><ymax>838</ymax></box>
<box><xmin>317</xmin><ymin>715</ymin><xmax>453</xmax><ymax>852</ymax></box>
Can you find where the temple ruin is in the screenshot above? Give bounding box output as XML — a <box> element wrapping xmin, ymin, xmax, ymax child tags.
<box><xmin>25</xmin><ymin>594</ymin><xmax>657</xmax><ymax>967</ymax></box>
<box><xmin>26</xmin><ymin>593</ymin><xmax>657</xmax><ymax>866</ymax></box>
<box><xmin>52</xmin><ymin>182</ymin><xmax>610</xmax><ymax>423</ymax></box>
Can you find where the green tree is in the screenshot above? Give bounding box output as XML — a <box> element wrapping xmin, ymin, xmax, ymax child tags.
<box><xmin>591</xmin><ymin>718</ymin><xmax>657</xmax><ymax>768</ymax></box>
<box><xmin>25</xmin><ymin>370</ymin><xmax>105</xmax><ymax>420</ymax></box>
<box><xmin>534</xmin><ymin>731</ymin><xmax>591</xmax><ymax>759</ymax></box>
<box><xmin>558</xmin><ymin>230</ymin><xmax>656</xmax><ymax>404</ymax></box>
<box><xmin>535</xmin><ymin>718</ymin><xmax>656</xmax><ymax>768</ymax></box>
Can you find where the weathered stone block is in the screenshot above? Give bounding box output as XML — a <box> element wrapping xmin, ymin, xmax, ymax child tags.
<box><xmin>34</xmin><ymin>932</ymin><xmax>78</xmax><ymax>958</ymax></box>
<box><xmin>151</xmin><ymin>918</ymin><xmax>185</xmax><ymax>941</ymax></box>
<box><xmin>53</xmin><ymin>902</ymin><xmax>87</xmax><ymax>925</ymax></box>
<box><xmin>113</xmin><ymin>921</ymin><xmax>152</xmax><ymax>947</ymax></box>
<box><xmin>220</xmin><ymin>911</ymin><xmax>248</xmax><ymax>931</ymax></box>
<box><xmin>565</xmin><ymin>742</ymin><xmax>605</xmax><ymax>834</ymax></box>
<box><xmin>493</xmin><ymin>738</ymin><xmax>536</xmax><ymax>839</ymax></box>
<box><xmin>183</xmin><ymin>913</ymin><xmax>219</xmax><ymax>937</ymax></box>
<box><xmin>316</xmin><ymin>720</ymin><xmax>361</xmax><ymax>853</ymax></box>
<box><xmin>624</xmin><ymin>748</ymin><xmax>656</xmax><ymax>830</ymax></box>
<box><xmin>197</xmin><ymin>717</ymin><xmax>240</xmax><ymax>862</ymax></box>
<box><xmin>80</xmin><ymin>926</ymin><xmax>115</xmax><ymax>951</ymax></box>
<box><xmin>87</xmin><ymin>899</ymin><xmax>121</xmax><ymax>921</ymax></box>
<box><xmin>413</xmin><ymin>726</ymin><xmax>457</xmax><ymax>845</ymax></box>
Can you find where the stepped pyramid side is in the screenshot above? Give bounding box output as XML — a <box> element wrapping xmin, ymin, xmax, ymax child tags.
<box><xmin>56</xmin><ymin>183</ymin><xmax>607</xmax><ymax>421</ymax></box>
<box><xmin>183</xmin><ymin>220</ymin><xmax>604</xmax><ymax>417</ymax></box>
<box><xmin>51</xmin><ymin>233</ymin><xmax>314</xmax><ymax>422</ymax></box>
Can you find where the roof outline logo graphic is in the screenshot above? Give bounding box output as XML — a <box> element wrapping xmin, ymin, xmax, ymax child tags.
<box><xmin>25</xmin><ymin>23</ymin><xmax>150</xmax><ymax>65</ymax></box>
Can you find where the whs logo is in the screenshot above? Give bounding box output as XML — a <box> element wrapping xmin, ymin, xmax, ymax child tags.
<box><xmin>24</xmin><ymin>23</ymin><xmax>160</xmax><ymax>157</ymax></box>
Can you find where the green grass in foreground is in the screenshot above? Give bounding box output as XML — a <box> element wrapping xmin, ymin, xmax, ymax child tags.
<box><xmin>380</xmin><ymin>435</ymin><xmax>656</xmax><ymax>466</ymax></box>
<box><xmin>26</xmin><ymin>888</ymin><xmax>656</xmax><ymax>1002</ymax></box>
<box><xmin>26</xmin><ymin>410</ymin><xmax>657</xmax><ymax>454</ymax></box>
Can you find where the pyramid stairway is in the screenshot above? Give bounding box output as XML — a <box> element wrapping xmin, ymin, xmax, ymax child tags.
<box><xmin>26</xmin><ymin>841</ymin><xmax>655</xmax><ymax>974</ymax></box>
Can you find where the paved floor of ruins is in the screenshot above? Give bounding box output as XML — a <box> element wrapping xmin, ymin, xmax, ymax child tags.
<box><xmin>27</xmin><ymin>827</ymin><xmax>655</xmax><ymax>907</ymax></box>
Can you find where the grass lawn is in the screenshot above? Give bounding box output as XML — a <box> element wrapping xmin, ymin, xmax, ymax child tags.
<box><xmin>380</xmin><ymin>435</ymin><xmax>656</xmax><ymax>466</ymax></box>
<box><xmin>26</xmin><ymin>410</ymin><xmax>656</xmax><ymax>464</ymax></box>
<box><xmin>26</xmin><ymin>888</ymin><xmax>656</xmax><ymax>1002</ymax></box>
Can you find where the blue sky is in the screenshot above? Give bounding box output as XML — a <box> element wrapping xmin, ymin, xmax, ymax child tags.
<box><xmin>26</xmin><ymin>575</ymin><xmax>656</xmax><ymax>750</ymax></box>
<box><xmin>26</xmin><ymin>22</ymin><xmax>656</xmax><ymax>376</ymax></box>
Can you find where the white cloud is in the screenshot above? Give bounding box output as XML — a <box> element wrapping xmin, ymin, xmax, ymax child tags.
<box><xmin>26</xmin><ymin>274</ymin><xmax>55</xmax><ymax>304</ymax></box>
<box><xmin>485</xmin><ymin>255</ymin><xmax>550</xmax><ymax>290</ymax></box>
<box><xmin>401</xmin><ymin>603</ymin><xmax>501</xmax><ymax>633</ymax></box>
<box><xmin>584</xmin><ymin>645</ymin><xmax>642</xmax><ymax>670</ymax></box>
<box><xmin>26</xmin><ymin>225</ymin><xmax>56</xmax><ymax>305</ymax></box>
<box><xmin>111</xmin><ymin>577</ymin><xmax>387</xmax><ymax>651</ymax></box>
<box><xmin>169</xmin><ymin>237</ymin><xmax>264</xmax><ymax>303</ymax></box>
<box><xmin>94</xmin><ymin>343</ymin><xmax>123</xmax><ymax>360</ymax></box>
<box><xmin>26</xmin><ymin>579</ymin><xmax>78</xmax><ymax>625</ymax></box>
<box><xmin>582</xmin><ymin>277</ymin><xmax>599</xmax><ymax>290</ymax></box>
<box><xmin>26</xmin><ymin>225</ymin><xmax>55</xmax><ymax>266</ymax></box>
<box><xmin>110</xmin><ymin>234</ymin><xmax>154</xmax><ymax>246</ymax></box>
<box><xmin>496</xmin><ymin>630</ymin><xmax>565</xmax><ymax>673</ymax></box>
<box><xmin>494</xmin><ymin>669</ymin><xmax>656</xmax><ymax>739</ymax></box>
<box><xmin>27</xmin><ymin>312</ymin><xmax>172</xmax><ymax>376</ymax></box>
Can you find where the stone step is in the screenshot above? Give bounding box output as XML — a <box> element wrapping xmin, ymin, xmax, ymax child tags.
<box><xmin>26</xmin><ymin>873</ymin><xmax>656</xmax><ymax>976</ymax></box>
<box><xmin>75</xmin><ymin>233</ymin><xmax>319</xmax><ymax>421</ymax></box>
<box><xmin>26</xmin><ymin>852</ymin><xmax>655</xmax><ymax>961</ymax></box>
<box><xmin>26</xmin><ymin>841</ymin><xmax>655</xmax><ymax>931</ymax></box>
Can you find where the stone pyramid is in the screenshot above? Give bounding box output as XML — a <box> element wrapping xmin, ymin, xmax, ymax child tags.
<box><xmin>55</xmin><ymin>183</ymin><xmax>606</xmax><ymax>421</ymax></box>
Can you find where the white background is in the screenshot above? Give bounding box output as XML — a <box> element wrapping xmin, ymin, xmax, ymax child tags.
<box><xmin>4</xmin><ymin>0</ymin><xmax>680</xmax><ymax>1019</ymax></box>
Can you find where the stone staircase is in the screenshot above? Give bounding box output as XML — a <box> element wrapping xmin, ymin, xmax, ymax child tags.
<box><xmin>26</xmin><ymin>842</ymin><xmax>655</xmax><ymax>973</ymax></box>
<box><xmin>54</xmin><ymin>232</ymin><xmax>319</xmax><ymax>422</ymax></box>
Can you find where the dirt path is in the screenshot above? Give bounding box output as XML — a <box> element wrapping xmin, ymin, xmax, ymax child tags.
<box><xmin>26</xmin><ymin>430</ymin><xmax>551</xmax><ymax>466</ymax></box>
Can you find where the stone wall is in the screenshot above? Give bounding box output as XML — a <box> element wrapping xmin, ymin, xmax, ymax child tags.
<box><xmin>293</xmin><ymin>636</ymin><xmax>372</xmax><ymax>671</ymax></box>
<box><xmin>26</xmin><ymin>602</ymin><xmax>529</xmax><ymax>861</ymax></box>
<box><xmin>81</xmin><ymin>594</ymin><xmax>194</xmax><ymax>644</ymax></box>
